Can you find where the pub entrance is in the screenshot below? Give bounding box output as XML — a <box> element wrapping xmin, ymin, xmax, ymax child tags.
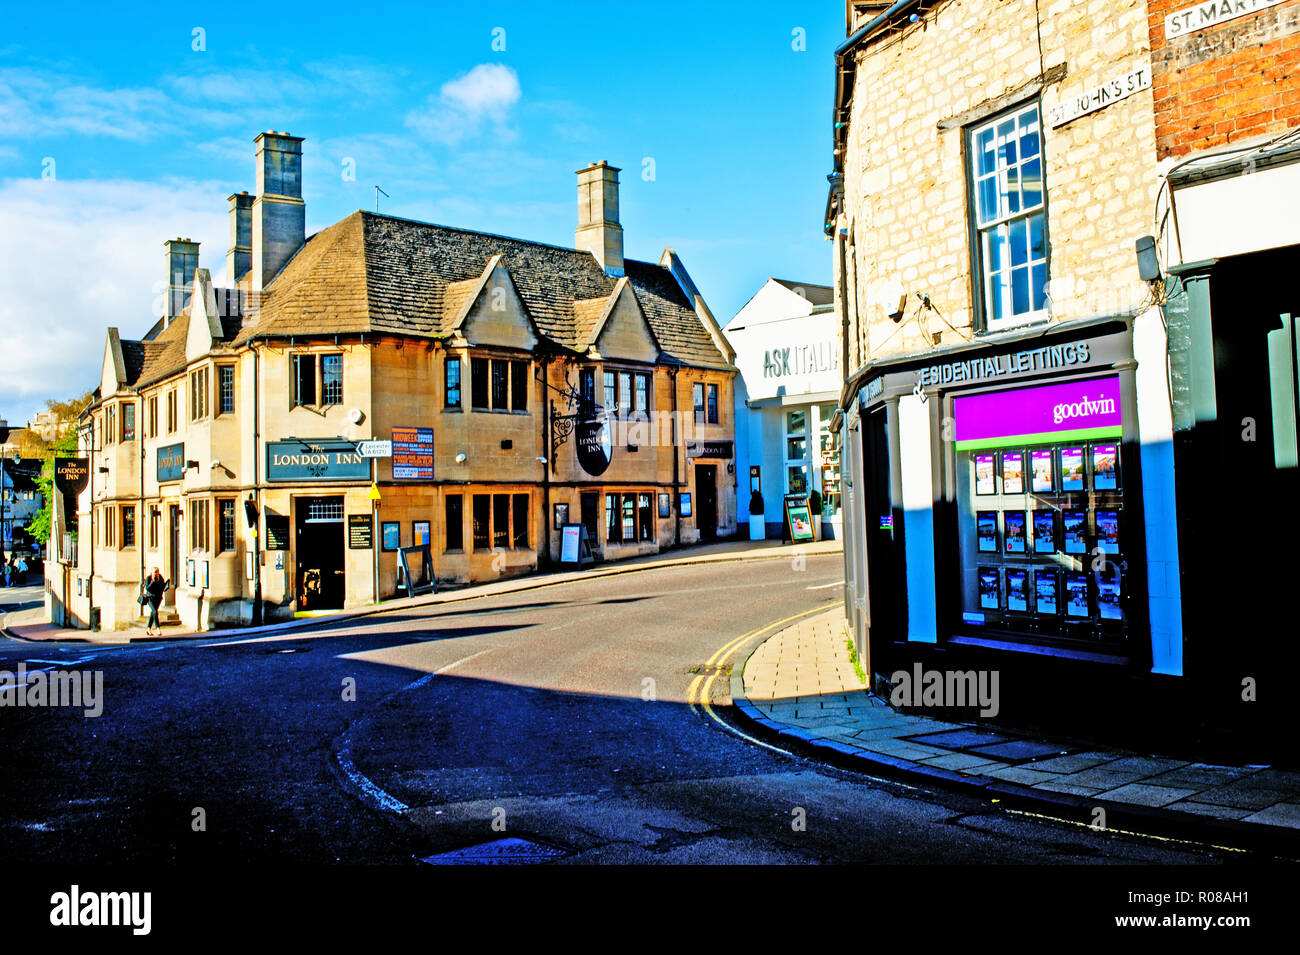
<box><xmin>167</xmin><ymin>504</ymin><xmax>181</xmax><ymax>607</ymax></box>
<box><xmin>295</xmin><ymin>496</ymin><xmax>345</xmax><ymax>611</ymax></box>
<box><xmin>695</xmin><ymin>464</ymin><xmax>718</xmax><ymax>540</ymax></box>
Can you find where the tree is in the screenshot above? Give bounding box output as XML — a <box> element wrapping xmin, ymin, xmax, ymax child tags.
<box><xmin>20</xmin><ymin>391</ymin><xmax>92</xmax><ymax>545</ymax></box>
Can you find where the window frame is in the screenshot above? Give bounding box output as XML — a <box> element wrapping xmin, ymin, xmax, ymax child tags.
<box><xmin>217</xmin><ymin>498</ymin><xmax>236</xmax><ymax>552</ymax></box>
<box><xmin>122</xmin><ymin>402</ymin><xmax>136</xmax><ymax>442</ymax></box>
<box><xmin>966</xmin><ymin>99</ymin><xmax>1050</xmax><ymax>332</ymax></box>
<box><xmin>291</xmin><ymin>353</ymin><xmax>317</xmax><ymax>408</ymax></box>
<box><xmin>470</xmin><ymin>355</ymin><xmax>530</xmax><ymax>413</ymax></box>
<box><xmin>189</xmin><ymin>366</ymin><xmax>208</xmax><ymax>421</ymax></box>
<box><xmin>217</xmin><ymin>364</ymin><xmax>236</xmax><ymax>416</ymax></box>
<box><xmin>121</xmin><ymin>505</ymin><xmax>136</xmax><ymax>548</ymax></box>
<box><xmin>319</xmin><ymin>353</ymin><xmax>344</xmax><ymax>407</ymax></box>
<box><xmin>445</xmin><ymin>493</ymin><xmax>464</xmax><ymax>550</ymax></box>
<box><xmin>445</xmin><ymin>356</ymin><xmax>462</xmax><ymax>410</ymax></box>
<box><xmin>693</xmin><ymin>382</ymin><xmax>706</xmax><ymax>424</ymax></box>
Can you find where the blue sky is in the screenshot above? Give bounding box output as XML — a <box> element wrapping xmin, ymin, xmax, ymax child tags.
<box><xmin>0</xmin><ymin>1</ymin><xmax>842</xmax><ymax>428</ymax></box>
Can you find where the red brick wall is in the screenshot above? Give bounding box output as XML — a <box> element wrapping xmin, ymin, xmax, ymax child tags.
<box><xmin>1148</xmin><ymin>0</ymin><xmax>1300</xmax><ymax>159</ymax></box>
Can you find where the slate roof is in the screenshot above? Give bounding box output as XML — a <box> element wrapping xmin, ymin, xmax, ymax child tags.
<box><xmin>773</xmin><ymin>278</ymin><xmax>834</xmax><ymax>307</ymax></box>
<box><xmin>234</xmin><ymin>211</ymin><xmax>731</xmax><ymax>369</ymax></box>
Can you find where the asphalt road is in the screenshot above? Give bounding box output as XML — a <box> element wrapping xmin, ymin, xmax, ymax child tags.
<box><xmin>0</xmin><ymin>554</ymin><xmax>1239</xmax><ymax>864</ymax></box>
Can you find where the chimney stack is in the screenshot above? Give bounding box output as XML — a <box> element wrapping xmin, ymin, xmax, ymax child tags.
<box><xmin>163</xmin><ymin>237</ymin><xmax>199</xmax><ymax>324</ymax></box>
<box><xmin>575</xmin><ymin>161</ymin><xmax>623</xmax><ymax>277</ymax></box>
<box><xmin>226</xmin><ymin>191</ymin><xmax>253</xmax><ymax>283</ymax></box>
<box><xmin>251</xmin><ymin>131</ymin><xmax>305</xmax><ymax>291</ymax></box>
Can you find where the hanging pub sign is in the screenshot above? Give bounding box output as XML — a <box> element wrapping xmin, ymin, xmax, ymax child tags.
<box><xmin>266</xmin><ymin>439</ymin><xmax>369</xmax><ymax>482</ymax></box>
<box><xmin>157</xmin><ymin>443</ymin><xmax>185</xmax><ymax>482</ymax></box>
<box><xmin>575</xmin><ymin>412</ymin><xmax>614</xmax><ymax>476</ymax></box>
<box><xmin>54</xmin><ymin>457</ymin><xmax>89</xmax><ymax>497</ymax></box>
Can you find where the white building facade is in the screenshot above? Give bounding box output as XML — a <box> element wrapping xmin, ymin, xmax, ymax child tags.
<box><xmin>725</xmin><ymin>279</ymin><xmax>842</xmax><ymax>538</ymax></box>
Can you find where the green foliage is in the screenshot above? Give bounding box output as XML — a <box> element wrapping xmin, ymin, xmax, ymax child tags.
<box><xmin>19</xmin><ymin>392</ymin><xmax>90</xmax><ymax>544</ymax></box>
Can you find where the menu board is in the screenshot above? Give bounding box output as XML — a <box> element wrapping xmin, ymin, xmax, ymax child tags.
<box><xmin>392</xmin><ymin>427</ymin><xmax>435</xmax><ymax>480</ymax></box>
<box><xmin>1063</xmin><ymin>509</ymin><xmax>1087</xmax><ymax>555</ymax></box>
<box><xmin>1033</xmin><ymin>510</ymin><xmax>1056</xmax><ymax>554</ymax></box>
<box><xmin>1095</xmin><ymin>509</ymin><xmax>1120</xmax><ymax>555</ymax></box>
<box><xmin>1031</xmin><ymin>450</ymin><xmax>1054</xmax><ymax>493</ymax></box>
<box><xmin>1093</xmin><ymin>444</ymin><xmax>1119</xmax><ymax>490</ymax></box>
<box><xmin>1065</xmin><ymin>572</ymin><xmax>1090</xmax><ymax>618</ymax></box>
<box><xmin>382</xmin><ymin>521</ymin><xmax>400</xmax><ymax>551</ymax></box>
<box><xmin>348</xmin><ymin>514</ymin><xmax>373</xmax><ymax>549</ymax></box>
<box><xmin>1006</xmin><ymin>568</ymin><xmax>1029</xmax><ymax>612</ymax></box>
<box><xmin>1004</xmin><ymin>511</ymin><xmax>1027</xmax><ymax>553</ymax></box>
<box><xmin>1001</xmin><ymin>450</ymin><xmax>1025</xmax><ymax>494</ymax></box>
<box><xmin>1097</xmin><ymin>576</ymin><xmax>1122</xmax><ymax>620</ymax></box>
<box><xmin>1034</xmin><ymin>570</ymin><xmax>1060</xmax><ymax>615</ymax></box>
<box><xmin>975</xmin><ymin>454</ymin><xmax>996</xmax><ymax>495</ymax></box>
<box><xmin>1061</xmin><ymin>447</ymin><xmax>1085</xmax><ymax>491</ymax></box>
<box><xmin>977</xmin><ymin>511</ymin><xmax>999</xmax><ymax>552</ymax></box>
<box><xmin>978</xmin><ymin>567</ymin><xmax>1001</xmax><ymax>609</ymax></box>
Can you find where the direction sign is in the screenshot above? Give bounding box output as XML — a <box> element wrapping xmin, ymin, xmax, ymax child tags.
<box><xmin>358</xmin><ymin>440</ymin><xmax>393</xmax><ymax>458</ymax></box>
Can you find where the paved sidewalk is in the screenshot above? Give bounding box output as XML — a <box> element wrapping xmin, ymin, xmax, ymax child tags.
<box><xmin>731</xmin><ymin>608</ymin><xmax>1300</xmax><ymax>847</ymax></box>
<box><xmin>4</xmin><ymin>537</ymin><xmax>842</xmax><ymax>643</ymax></box>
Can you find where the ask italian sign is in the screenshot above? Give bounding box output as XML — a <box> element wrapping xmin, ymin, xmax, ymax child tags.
<box><xmin>1165</xmin><ymin>0</ymin><xmax>1286</xmax><ymax>39</ymax></box>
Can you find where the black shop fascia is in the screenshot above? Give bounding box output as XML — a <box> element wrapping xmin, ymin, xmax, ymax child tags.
<box><xmin>844</xmin><ymin>315</ymin><xmax>1156</xmax><ymax>675</ymax></box>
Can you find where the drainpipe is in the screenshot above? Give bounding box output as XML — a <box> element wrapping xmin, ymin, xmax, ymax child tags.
<box><xmin>137</xmin><ymin>390</ymin><xmax>145</xmax><ymax>602</ymax></box>
<box><xmin>251</xmin><ymin>342</ymin><xmax>263</xmax><ymax>626</ymax></box>
<box><xmin>669</xmin><ymin>363</ymin><xmax>681</xmax><ymax>546</ymax></box>
<box><xmin>540</xmin><ymin>355</ymin><xmax>552</xmax><ymax>568</ymax></box>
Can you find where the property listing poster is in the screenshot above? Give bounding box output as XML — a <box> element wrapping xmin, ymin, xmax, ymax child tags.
<box><xmin>1033</xmin><ymin>510</ymin><xmax>1056</xmax><ymax>554</ymax></box>
<box><xmin>1095</xmin><ymin>509</ymin><xmax>1120</xmax><ymax>554</ymax></box>
<box><xmin>1004</xmin><ymin>511</ymin><xmax>1027</xmax><ymax>553</ymax></box>
<box><xmin>1035</xmin><ymin>570</ymin><xmax>1060</xmax><ymax>615</ymax></box>
<box><xmin>1097</xmin><ymin>576</ymin><xmax>1123</xmax><ymax>620</ymax></box>
<box><xmin>1002</xmin><ymin>450</ymin><xmax>1025</xmax><ymax>494</ymax></box>
<box><xmin>1031</xmin><ymin>449</ymin><xmax>1054</xmax><ymax>493</ymax></box>
<box><xmin>1093</xmin><ymin>444</ymin><xmax>1118</xmax><ymax>489</ymax></box>
<box><xmin>1006</xmin><ymin>568</ymin><xmax>1029</xmax><ymax>612</ymax></box>
<box><xmin>978</xmin><ymin>511</ymin><xmax>999</xmax><ymax>552</ymax></box>
<box><xmin>1061</xmin><ymin>447</ymin><xmax>1085</xmax><ymax>491</ymax></box>
<box><xmin>1065</xmin><ymin>571</ymin><xmax>1090</xmax><ymax>617</ymax></box>
<box><xmin>1063</xmin><ymin>509</ymin><xmax>1087</xmax><ymax>554</ymax></box>
<box><xmin>978</xmin><ymin>567</ymin><xmax>1001</xmax><ymax>609</ymax></box>
<box><xmin>975</xmin><ymin>454</ymin><xmax>996</xmax><ymax>495</ymax></box>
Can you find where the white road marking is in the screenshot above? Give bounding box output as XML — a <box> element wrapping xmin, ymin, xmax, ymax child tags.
<box><xmin>435</xmin><ymin>647</ymin><xmax>496</xmax><ymax>675</ymax></box>
<box><xmin>805</xmin><ymin>580</ymin><xmax>845</xmax><ymax>590</ymax></box>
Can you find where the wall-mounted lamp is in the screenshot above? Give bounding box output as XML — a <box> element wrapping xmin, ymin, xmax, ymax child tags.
<box><xmin>535</xmin><ymin>456</ymin><xmax>547</xmax><ymax>465</ymax></box>
<box><xmin>186</xmin><ymin>460</ymin><xmax>200</xmax><ymax>471</ymax></box>
<box><xmin>454</xmin><ymin>453</ymin><xmax>467</xmax><ymax>464</ymax></box>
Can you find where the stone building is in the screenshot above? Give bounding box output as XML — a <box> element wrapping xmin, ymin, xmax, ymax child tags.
<box><xmin>48</xmin><ymin>134</ymin><xmax>736</xmax><ymax>632</ymax></box>
<box><xmin>824</xmin><ymin>0</ymin><xmax>1190</xmax><ymax>730</ymax></box>
<box><xmin>827</xmin><ymin>0</ymin><xmax>1298</xmax><ymax>746</ymax></box>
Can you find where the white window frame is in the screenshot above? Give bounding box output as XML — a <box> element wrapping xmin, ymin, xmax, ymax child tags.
<box><xmin>969</xmin><ymin>101</ymin><xmax>1049</xmax><ymax>331</ymax></box>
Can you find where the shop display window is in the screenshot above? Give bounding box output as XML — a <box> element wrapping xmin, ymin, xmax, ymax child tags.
<box><xmin>957</xmin><ymin>439</ymin><xmax>1128</xmax><ymax>644</ymax></box>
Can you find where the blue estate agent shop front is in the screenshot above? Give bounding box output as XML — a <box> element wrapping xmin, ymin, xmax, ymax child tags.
<box><xmin>836</xmin><ymin>314</ymin><xmax>1294</xmax><ymax>759</ymax></box>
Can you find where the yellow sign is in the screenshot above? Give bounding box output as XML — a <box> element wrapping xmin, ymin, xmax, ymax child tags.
<box><xmin>368</xmin><ymin>482</ymin><xmax>382</xmax><ymax>501</ymax></box>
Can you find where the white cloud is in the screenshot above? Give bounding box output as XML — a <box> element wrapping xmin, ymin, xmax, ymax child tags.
<box><xmin>406</xmin><ymin>64</ymin><xmax>521</xmax><ymax>145</ymax></box>
<box><xmin>0</xmin><ymin>176</ymin><xmax>229</xmax><ymax>424</ymax></box>
<box><xmin>0</xmin><ymin>67</ymin><xmax>239</xmax><ymax>142</ymax></box>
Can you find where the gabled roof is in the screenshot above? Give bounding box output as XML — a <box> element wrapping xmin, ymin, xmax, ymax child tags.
<box><xmin>233</xmin><ymin>211</ymin><xmax>731</xmax><ymax>369</ymax></box>
<box><xmin>772</xmin><ymin>278</ymin><xmax>834</xmax><ymax>306</ymax></box>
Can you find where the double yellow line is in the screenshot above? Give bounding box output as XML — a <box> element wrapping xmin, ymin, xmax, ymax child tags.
<box><xmin>686</xmin><ymin>605</ymin><xmax>830</xmax><ymax>747</ymax></box>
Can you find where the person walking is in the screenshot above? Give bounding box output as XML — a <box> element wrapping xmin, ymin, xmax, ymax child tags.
<box><xmin>143</xmin><ymin>568</ymin><xmax>169</xmax><ymax>636</ymax></box>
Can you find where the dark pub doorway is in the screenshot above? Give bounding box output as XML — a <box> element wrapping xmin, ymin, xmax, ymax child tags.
<box><xmin>695</xmin><ymin>464</ymin><xmax>718</xmax><ymax>541</ymax></box>
<box><xmin>295</xmin><ymin>496</ymin><xmax>345</xmax><ymax>611</ymax></box>
<box><xmin>167</xmin><ymin>504</ymin><xmax>181</xmax><ymax>607</ymax></box>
